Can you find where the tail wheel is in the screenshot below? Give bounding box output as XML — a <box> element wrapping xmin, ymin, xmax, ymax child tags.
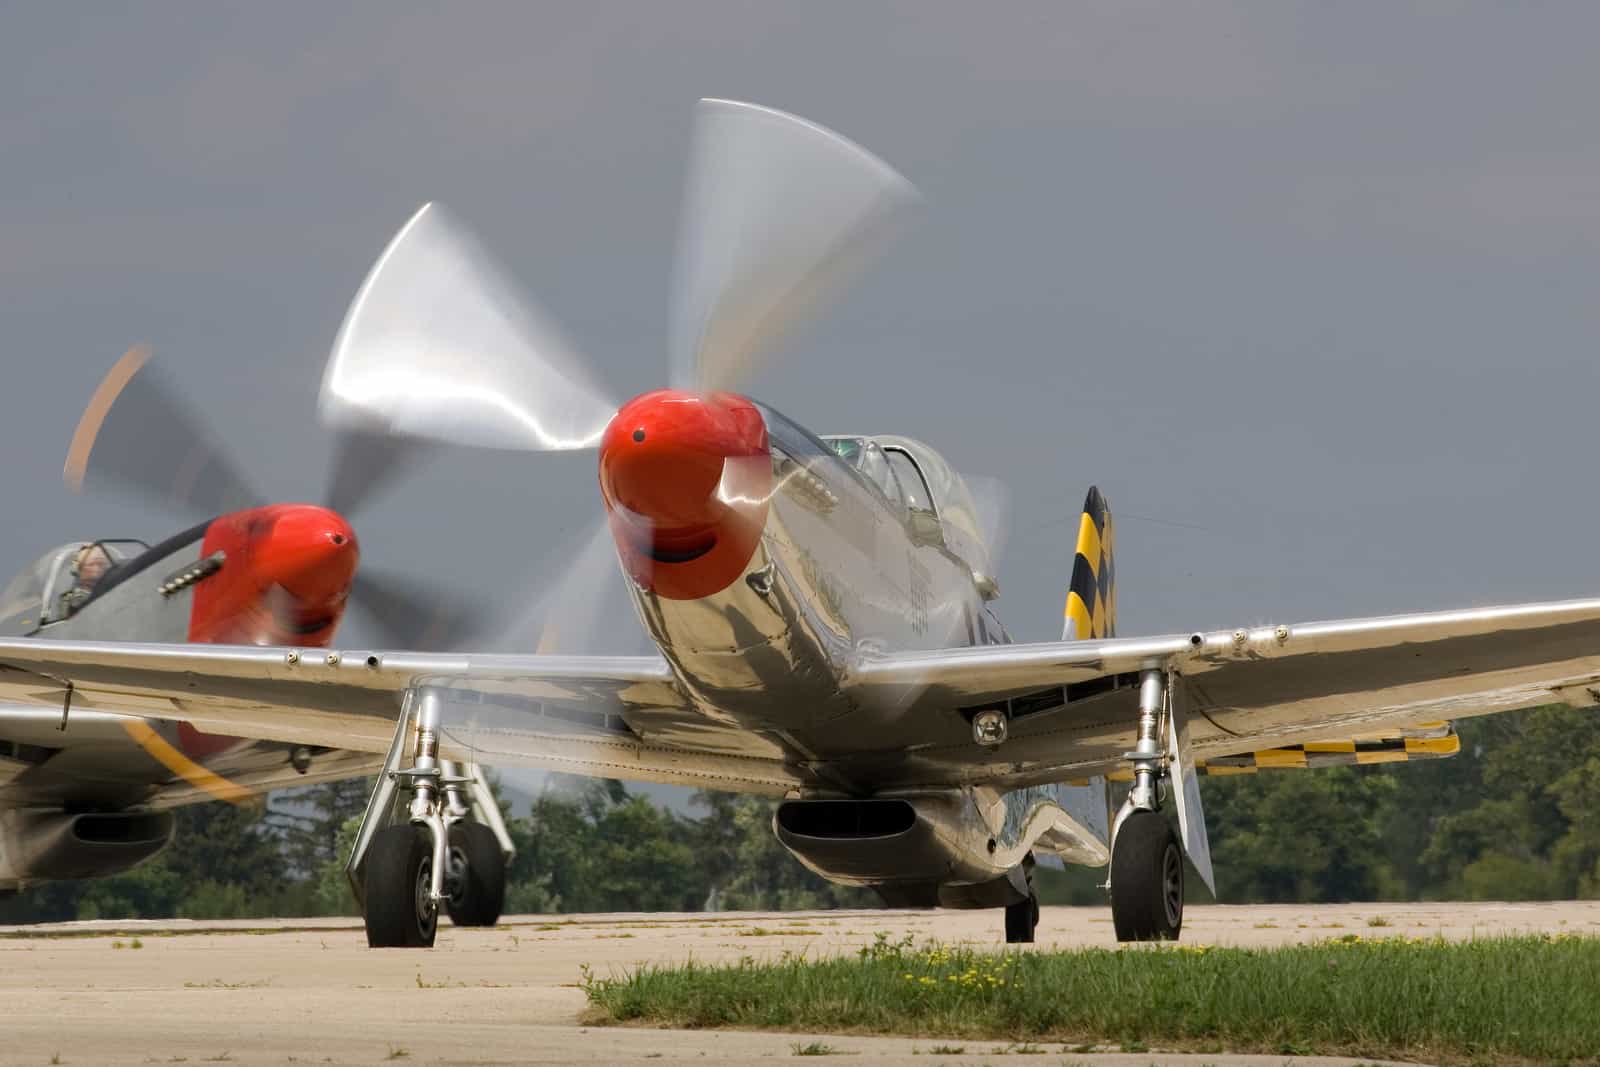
<box><xmin>445</xmin><ymin>821</ymin><xmax>507</xmax><ymax>927</ymax></box>
<box><xmin>1110</xmin><ymin>810</ymin><xmax>1184</xmax><ymax>942</ymax></box>
<box><xmin>363</xmin><ymin>824</ymin><xmax>438</xmax><ymax>948</ymax></box>
<box><xmin>1003</xmin><ymin>889</ymin><xmax>1039</xmax><ymax>944</ymax></box>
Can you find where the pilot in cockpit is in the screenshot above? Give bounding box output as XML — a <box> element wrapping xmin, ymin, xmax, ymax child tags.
<box><xmin>63</xmin><ymin>543</ymin><xmax>113</xmax><ymax>614</ymax></box>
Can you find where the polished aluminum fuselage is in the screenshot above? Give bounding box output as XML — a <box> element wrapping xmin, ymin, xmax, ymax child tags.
<box><xmin>625</xmin><ymin>405</ymin><xmax>1109</xmax><ymax>897</ymax></box>
<box><xmin>629</xmin><ymin>406</ymin><xmax>983</xmax><ymax>753</ymax></box>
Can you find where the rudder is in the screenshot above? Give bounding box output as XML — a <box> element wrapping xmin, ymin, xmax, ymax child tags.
<box><xmin>1062</xmin><ymin>486</ymin><xmax>1115</xmax><ymax>640</ymax></box>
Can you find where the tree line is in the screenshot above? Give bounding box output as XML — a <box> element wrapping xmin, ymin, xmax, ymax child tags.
<box><xmin>1</xmin><ymin>703</ymin><xmax>1595</xmax><ymax>923</ymax></box>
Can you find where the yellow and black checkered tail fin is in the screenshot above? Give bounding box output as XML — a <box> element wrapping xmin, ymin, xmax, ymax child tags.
<box><xmin>1062</xmin><ymin>486</ymin><xmax>1116</xmax><ymax>640</ymax></box>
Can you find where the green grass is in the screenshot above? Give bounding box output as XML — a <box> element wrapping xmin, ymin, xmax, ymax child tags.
<box><xmin>789</xmin><ymin>1041</ymin><xmax>840</xmax><ymax>1055</ymax></box>
<box><xmin>582</xmin><ymin>932</ymin><xmax>1600</xmax><ymax>1065</ymax></box>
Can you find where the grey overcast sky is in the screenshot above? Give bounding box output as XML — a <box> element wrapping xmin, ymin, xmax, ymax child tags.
<box><xmin>4</xmin><ymin>5</ymin><xmax>1600</xmax><ymax>670</ymax></box>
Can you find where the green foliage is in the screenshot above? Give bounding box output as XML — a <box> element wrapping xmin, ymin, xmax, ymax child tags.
<box><xmin>0</xmin><ymin>782</ymin><xmax>366</xmax><ymax>924</ymax></box>
<box><xmin>270</xmin><ymin>779</ymin><xmax>373</xmax><ymax>885</ymax></box>
<box><xmin>0</xmin><ymin>797</ymin><xmax>292</xmax><ymax>923</ymax></box>
<box><xmin>308</xmin><ymin>813</ymin><xmax>364</xmax><ymax>917</ymax></box>
<box><xmin>1201</xmin><ymin>705</ymin><xmax>1600</xmax><ymax>903</ymax></box>
<box><xmin>691</xmin><ymin>790</ymin><xmax>872</xmax><ymax>911</ymax></box>
<box><xmin>0</xmin><ymin>771</ymin><xmax>871</xmax><ymax>922</ymax></box>
<box><xmin>1203</xmin><ymin>764</ymin><xmax>1398</xmax><ymax>902</ymax></box>
<box><xmin>1032</xmin><ymin>863</ymin><xmax>1108</xmax><ymax>906</ymax></box>
<box><xmin>507</xmin><ymin>776</ymin><xmax>869</xmax><ymax>914</ymax></box>
<box><xmin>74</xmin><ymin>851</ymin><xmax>187</xmax><ymax>920</ymax></box>
<box><xmin>584</xmin><ymin>934</ymin><xmax>1600</xmax><ymax>1062</ymax></box>
<box><xmin>3</xmin><ymin>704</ymin><xmax>1598</xmax><ymax>922</ymax></box>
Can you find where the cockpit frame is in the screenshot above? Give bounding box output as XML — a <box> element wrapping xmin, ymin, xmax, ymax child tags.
<box><xmin>0</xmin><ymin>539</ymin><xmax>152</xmax><ymax>634</ymax></box>
<box><xmin>819</xmin><ymin>433</ymin><xmax>999</xmax><ymax>599</ymax></box>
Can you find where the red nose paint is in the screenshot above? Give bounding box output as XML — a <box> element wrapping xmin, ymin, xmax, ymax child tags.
<box><xmin>181</xmin><ymin>504</ymin><xmax>360</xmax><ymax>757</ymax></box>
<box><xmin>188</xmin><ymin>504</ymin><xmax>359</xmax><ymax>645</ymax></box>
<box><xmin>599</xmin><ymin>390</ymin><xmax>771</xmax><ymax>601</ymax></box>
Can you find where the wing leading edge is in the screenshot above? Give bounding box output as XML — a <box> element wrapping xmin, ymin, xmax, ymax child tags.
<box><xmin>838</xmin><ymin>595</ymin><xmax>1600</xmax><ymax>787</ymax></box>
<box><xmin>2</xmin><ymin>594</ymin><xmax>1598</xmax><ymax>797</ymax></box>
<box><xmin>0</xmin><ymin>639</ymin><xmax>802</xmax><ymax>796</ymax></box>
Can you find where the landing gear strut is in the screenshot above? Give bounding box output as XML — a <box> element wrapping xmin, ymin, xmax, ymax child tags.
<box><xmin>1108</xmin><ymin>668</ymin><xmax>1185</xmax><ymax>942</ymax></box>
<box><xmin>346</xmin><ymin>688</ymin><xmax>514</xmax><ymax>948</ymax></box>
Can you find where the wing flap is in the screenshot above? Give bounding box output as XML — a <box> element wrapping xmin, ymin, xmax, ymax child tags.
<box><xmin>1096</xmin><ymin>728</ymin><xmax>1464</xmax><ymax>779</ymax></box>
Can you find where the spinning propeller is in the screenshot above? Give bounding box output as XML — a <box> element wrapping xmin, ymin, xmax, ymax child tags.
<box><xmin>320</xmin><ymin>99</ymin><xmax>918</xmax><ymax>452</ymax></box>
<box><xmin>63</xmin><ymin>345</ymin><xmax>472</xmax><ymax>649</ymax></box>
<box><xmin>318</xmin><ymin>99</ymin><xmax>930</xmax><ymax>651</ymax></box>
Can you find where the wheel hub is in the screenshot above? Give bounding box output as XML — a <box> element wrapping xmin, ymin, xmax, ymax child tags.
<box><xmin>1161</xmin><ymin>843</ymin><xmax>1183</xmax><ymax>927</ymax></box>
<box><xmin>446</xmin><ymin>844</ymin><xmax>469</xmax><ymax>907</ymax></box>
<box><xmin>413</xmin><ymin>851</ymin><xmax>437</xmax><ymax>940</ymax></box>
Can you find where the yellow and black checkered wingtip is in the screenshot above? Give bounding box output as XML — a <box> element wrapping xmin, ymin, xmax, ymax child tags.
<box><xmin>1062</xmin><ymin>485</ymin><xmax>1116</xmax><ymax>641</ymax></box>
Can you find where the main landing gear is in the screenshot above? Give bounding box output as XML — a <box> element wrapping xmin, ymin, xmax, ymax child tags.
<box><xmin>1106</xmin><ymin>667</ymin><xmax>1207</xmax><ymax>942</ymax></box>
<box><xmin>347</xmin><ymin>689</ymin><xmax>514</xmax><ymax>948</ymax></box>
<box><xmin>1110</xmin><ymin>810</ymin><xmax>1183</xmax><ymax>941</ymax></box>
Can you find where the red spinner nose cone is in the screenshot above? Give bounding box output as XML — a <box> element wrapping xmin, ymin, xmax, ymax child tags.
<box><xmin>598</xmin><ymin>390</ymin><xmax>771</xmax><ymax>600</ymax></box>
<box><xmin>188</xmin><ymin>503</ymin><xmax>361</xmax><ymax>648</ymax></box>
<box><xmin>255</xmin><ymin>504</ymin><xmax>361</xmax><ymax>605</ymax></box>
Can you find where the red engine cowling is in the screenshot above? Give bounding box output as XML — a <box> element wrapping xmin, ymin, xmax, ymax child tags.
<box><xmin>599</xmin><ymin>390</ymin><xmax>772</xmax><ymax>601</ymax></box>
<box><xmin>180</xmin><ymin>503</ymin><xmax>359</xmax><ymax>757</ymax></box>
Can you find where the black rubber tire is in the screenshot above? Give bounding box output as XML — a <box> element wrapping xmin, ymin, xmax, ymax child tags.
<box><xmin>362</xmin><ymin>824</ymin><xmax>438</xmax><ymax>948</ymax></box>
<box><xmin>1110</xmin><ymin>810</ymin><xmax>1184</xmax><ymax>942</ymax></box>
<box><xmin>445</xmin><ymin>821</ymin><xmax>507</xmax><ymax>928</ymax></box>
<box><xmin>1003</xmin><ymin>890</ymin><xmax>1039</xmax><ymax>944</ymax></box>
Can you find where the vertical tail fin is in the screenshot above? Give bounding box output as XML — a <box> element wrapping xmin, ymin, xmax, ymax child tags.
<box><xmin>1062</xmin><ymin>486</ymin><xmax>1116</xmax><ymax>640</ymax></box>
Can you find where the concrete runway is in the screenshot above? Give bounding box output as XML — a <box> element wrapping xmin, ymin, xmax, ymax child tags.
<box><xmin>3</xmin><ymin>901</ymin><xmax>1594</xmax><ymax>1066</ymax></box>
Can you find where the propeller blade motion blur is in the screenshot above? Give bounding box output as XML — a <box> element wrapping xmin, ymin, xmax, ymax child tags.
<box><xmin>320</xmin><ymin>202</ymin><xmax>617</xmax><ymax>453</ymax></box>
<box><xmin>322</xmin><ymin>99</ymin><xmax>920</xmax><ymax>465</ymax></box>
<box><xmin>670</xmin><ymin>98</ymin><xmax>921</xmax><ymax>393</ymax></box>
<box><xmin>322</xmin><ymin>427</ymin><xmax>432</xmax><ymax>519</ymax></box>
<box><xmin>350</xmin><ymin>567</ymin><xmax>482</xmax><ymax>652</ymax></box>
<box><xmin>14</xmin><ymin>337</ymin><xmax>518</xmax><ymax>920</ymax></box>
<box><xmin>64</xmin><ymin>345</ymin><xmax>265</xmax><ymax>518</ymax></box>
<box><xmin>62</xmin><ymin>346</ymin><xmax>488</xmax><ymax>654</ymax></box>
<box><xmin>964</xmin><ymin>473</ymin><xmax>1012</xmax><ymax>573</ymax></box>
<box><xmin>527</xmin><ymin>517</ymin><xmax>630</xmax><ymax>656</ymax></box>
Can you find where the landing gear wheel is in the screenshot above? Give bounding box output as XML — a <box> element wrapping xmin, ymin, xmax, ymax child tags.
<box><xmin>445</xmin><ymin>821</ymin><xmax>506</xmax><ymax>927</ymax></box>
<box><xmin>1004</xmin><ymin>889</ymin><xmax>1040</xmax><ymax>944</ymax></box>
<box><xmin>1110</xmin><ymin>810</ymin><xmax>1183</xmax><ymax>942</ymax></box>
<box><xmin>363</xmin><ymin>824</ymin><xmax>438</xmax><ymax>948</ymax></box>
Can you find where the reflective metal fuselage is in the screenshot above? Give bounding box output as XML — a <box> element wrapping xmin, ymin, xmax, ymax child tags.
<box><xmin>600</xmin><ymin>394</ymin><xmax>1108</xmax><ymax>904</ymax></box>
<box><xmin>628</xmin><ymin>404</ymin><xmax>981</xmax><ymax>752</ymax></box>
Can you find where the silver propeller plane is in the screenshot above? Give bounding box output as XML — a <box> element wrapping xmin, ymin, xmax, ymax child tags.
<box><xmin>1</xmin><ymin>100</ymin><xmax>1586</xmax><ymax>948</ymax></box>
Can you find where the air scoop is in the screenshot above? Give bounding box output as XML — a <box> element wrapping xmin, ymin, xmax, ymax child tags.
<box><xmin>599</xmin><ymin>390</ymin><xmax>772</xmax><ymax>600</ymax></box>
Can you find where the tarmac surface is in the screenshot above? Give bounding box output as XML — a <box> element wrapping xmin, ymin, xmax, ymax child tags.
<box><xmin>4</xmin><ymin>900</ymin><xmax>1595</xmax><ymax>1066</ymax></box>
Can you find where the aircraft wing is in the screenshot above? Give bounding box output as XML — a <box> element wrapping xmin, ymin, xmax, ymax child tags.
<box><xmin>839</xmin><ymin>596</ymin><xmax>1600</xmax><ymax>788</ymax></box>
<box><xmin>5</xmin><ymin>595</ymin><xmax>1600</xmax><ymax>799</ymax></box>
<box><xmin>0</xmin><ymin>638</ymin><xmax>802</xmax><ymax>796</ymax></box>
